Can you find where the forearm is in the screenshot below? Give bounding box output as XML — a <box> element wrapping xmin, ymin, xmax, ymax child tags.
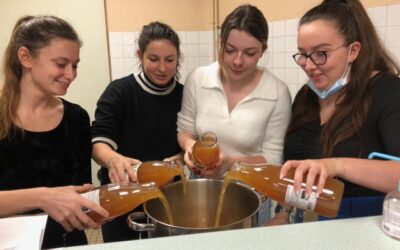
<box><xmin>92</xmin><ymin>142</ymin><xmax>121</xmax><ymax>168</ymax></box>
<box><xmin>0</xmin><ymin>188</ymin><xmax>46</xmax><ymax>217</ymax></box>
<box><xmin>335</xmin><ymin>158</ymin><xmax>400</xmax><ymax>193</ymax></box>
<box><xmin>177</xmin><ymin>131</ymin><xmax>196</xmax><ymax>151</ymax></box>
<box><xmin>164</xmin><ymin>151</ymin><xmax>184</xmax><ymax>162</ymax></box>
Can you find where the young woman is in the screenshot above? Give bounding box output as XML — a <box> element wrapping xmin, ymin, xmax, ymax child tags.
<box><xmin>280</xmin><ymin>0</ymin><xmax>400</xmax><ymax>222</ymax></box>
<box><xmin>91</xmin><ymin>21</ymin><xmax>183</xmax><ymax>242</ymax></box>
<box><xmin>177</xmin><ymin>4</ymin><xmax>292</xmax><ymax>224</ymax></box>
<box><xmin>0</xmin><ymin>15</ymin><xmax>108</xmax><ymax>248</ymax></box>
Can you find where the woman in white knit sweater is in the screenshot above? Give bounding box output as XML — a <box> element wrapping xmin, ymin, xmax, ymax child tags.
<box><xmin>177</xmin><ymin>4</ymin><xmax>292</xmax><ymax>177</ymax></box>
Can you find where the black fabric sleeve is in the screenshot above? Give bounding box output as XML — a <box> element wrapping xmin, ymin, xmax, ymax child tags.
<box><xmin>374</xmin><ymin>74</ymin><xmax>400</xmax><ymax>156</ymax></box>
<box><xmin>70</xmin><ymin>104</ymin><xmax>92</xmax><ymax>184</ymax></box>
<box><xmin>91</xmin><ymin>79</ymin><xmax>130</xmax><ymax>148</ymax></box>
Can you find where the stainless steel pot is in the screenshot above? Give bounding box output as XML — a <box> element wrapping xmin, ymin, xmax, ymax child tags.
<box><xmin>127</xmin><ymin>178</ymin><xmax>260</xmax><ymax>238</ymax></box>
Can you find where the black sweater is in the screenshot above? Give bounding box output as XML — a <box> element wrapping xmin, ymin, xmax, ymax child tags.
<box><xmin>284</xmin><ymin>72</ymin><xmax>400</xmax><ymax>197</ymax></box>
<box><xmin>92</xmin><ymin>72</ymin><xmax>183</xmax><ymax>183</ymax></box>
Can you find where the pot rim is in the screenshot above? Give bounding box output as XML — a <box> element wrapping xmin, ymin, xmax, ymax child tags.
<box><xmin>143</xmin><ymin>178</ymin><xmax>261</xmax><ymax>230</ymax></box>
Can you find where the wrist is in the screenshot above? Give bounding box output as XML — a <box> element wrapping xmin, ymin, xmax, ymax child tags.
<box><xmin>106</xmin><ymin>156</ymin><xmax>117</xmax><ymax>169</ymax></box>
<box><xmin>335</xmin><ymin>157</ymin><xmax>345</xmax><ymax>178</ymax></box>
<box><xmin>33</xmin><ymin>187</ymin><xmax>49</xmax><ymax>210</ymax></box>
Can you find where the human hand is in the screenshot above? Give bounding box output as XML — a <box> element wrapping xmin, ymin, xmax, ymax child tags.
<box><xmin>163</xmin><ymin>152</ymin><xmax>184</xmax><ymax>165</ymax></box>
<box><xmin>280</xmin><ymin>158</ymin><xmax>341</xmax><ymax>197</ymax></box>
<box><xmin>263</xmin><ymin>212</ymin><xmax>290</xmax><ymax>227</ymax></box>
<box><xmin>40</xmin><ymin>184</ymin><xmax>109</xmax><ymax>232</ymax></box>
<box><xmin>194</xmin><ymin>151</ymin><xmax>234</xmax><ymax>177</ymax></box>
<box><xmin>183</xmin><ymin>141</ymin><xmax>196</xmax><ymax>171</ymax></box>
<box><xmin>107</xmin><ymin>155</ymin><xmax>141</xmax><ymax>184</ymax></box>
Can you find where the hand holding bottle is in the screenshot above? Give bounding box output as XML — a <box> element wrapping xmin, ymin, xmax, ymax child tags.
<box><xmin>163</xmin><ymin>152</ymin><xmax>184</xmax><ymax>163</ymax></box>
<box><xmin>229</xmin><ymin>162</ymin><xmax>344</xmax><ymax>218</ymax></box>
<box><xmin>280</xmin><ymin>158</ymin><xmax>343</xmax><ymax>197</ymax></box>
<box><xmin>195</xmin><ymin>151</ymin><xmax>234</xmax><ymax>177</ymax></box>
<box><xmin>40</xmin><ymin>184</ymin><xmax>109</xmax><ymax>232</ymax></box>
<box><xmin>192</xmin><ymin>132</ymin><xmax>220</xmax><ymax>169</ymax></box>
<box><xmin>107</xmin><ymin>154</ymin><xmax>141</xmax><ymax>184</ymax></box>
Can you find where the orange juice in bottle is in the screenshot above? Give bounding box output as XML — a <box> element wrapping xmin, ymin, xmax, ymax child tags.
<box><xmin>82</xmin><ymin>182</ymin><xmax>173</xmax><ymax>224</ymax></box>
<box><xmin>224</xmin><ymin>162</ymin><xmax>344</xmax><ymax>218</ymax></box>
<box><xmin>133</xmin><ymin>160</ymin><xmax>185</xmax><ymax>187</ymax></box>
<box><xmin>192</xmin><ymin>132</ymin><xmax>220</xmax><ymax>170</ymax></box>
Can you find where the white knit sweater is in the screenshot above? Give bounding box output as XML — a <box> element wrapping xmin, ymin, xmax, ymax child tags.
<box><xmin>177</xmin><ymin>62</ymin><xmax>292</xmax><ymax>165</ymax></box>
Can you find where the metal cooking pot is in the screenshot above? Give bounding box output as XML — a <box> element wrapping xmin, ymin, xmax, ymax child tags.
<box><xmin>127</xmin><ymin>178</ymin><xmax>260</xmax><ymax>238</ymax></box>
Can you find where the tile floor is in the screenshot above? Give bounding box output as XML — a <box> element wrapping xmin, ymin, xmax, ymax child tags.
<box><xmin>85</xmin><ymin>228</ymin><xmax>103</xmax><ymax>244</ymax></box>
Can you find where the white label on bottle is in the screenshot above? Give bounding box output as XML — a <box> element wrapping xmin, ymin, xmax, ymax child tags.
<box><xmin>381</xmin><ymin>202</ymin><xmax>400</xmax><ymax>239</ymax></box>
<box><xmin>284</xmin><ymin>184</ymin><xmax>317</xmax><ymax>212</ymax></box>
<box><xmin>81</xmin><ymin>189</ymin><xmax>100</xmax><ymax>205</ymax></box>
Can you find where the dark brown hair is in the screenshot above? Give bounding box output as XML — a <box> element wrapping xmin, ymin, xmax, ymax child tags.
<box><xmin>137</xmin><ymin>21</ymin><xmax>181</xmax><ymax>80</ymax></box>
<box><xmin>287</xmin><ymin>0</ymin><xmax>400</xmax><ymax>156</ymax></box>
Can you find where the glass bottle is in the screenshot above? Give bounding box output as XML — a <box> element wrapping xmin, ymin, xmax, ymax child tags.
<box><xmin>81</xmin><ymin>182</ymin><xmax>172</xmax><ymax>223</ymax></box>
<box><xmin>381</xmin><ymin>180</ymin><xmax>400</xmax><ymax>240</ymax></box>
<box><xmin>192</xmin><ymin>132</ymin><xmax>220</xmax><ymax>170</ymax></box>
<box><xmin>226</xmin><ymin>162</ymin><xmax>344</xmax><ymax>218</ymax></box>
<box><xmin>131</xmin><ymin>160</ymin><xmax>185</xmax><ymax>187</ymax></box>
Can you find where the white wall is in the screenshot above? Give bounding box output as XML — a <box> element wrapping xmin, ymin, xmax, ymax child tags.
<box><xmin>0</xmin><ymin>0</ymin><xmax>110</xmax><ymax>185</ymax></box>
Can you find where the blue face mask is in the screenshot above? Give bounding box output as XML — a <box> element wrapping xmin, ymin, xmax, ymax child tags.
<box><xmin>307</xmin><ymin>46</ymin><xmax>352</xmax><ymax>100</ymax></box>
<box><xmin>306</xmin><ymin>69</ymin><xmax>349</xmax><ymax>99</ymax></box>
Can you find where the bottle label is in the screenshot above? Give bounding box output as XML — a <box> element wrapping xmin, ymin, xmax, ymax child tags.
<box><xmin>382</xmin><ymin>204</ymin><xmax>400</xmax><ymax>239</ymax></box>
<box><xmin>81</xmin><ymin>189</ymin><xmax>100</xmax><ymax>205</ymax></box>
<box><xmin>284</xmin><ymin>184</ymin><xmax>317</xmax><ymax>212</ymax></box>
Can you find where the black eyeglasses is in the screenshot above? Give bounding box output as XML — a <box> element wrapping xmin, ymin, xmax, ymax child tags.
<box><xmin>292</xmin><ymin>45</ymin><xmax>346</xmax><ymax>66</ymax></box>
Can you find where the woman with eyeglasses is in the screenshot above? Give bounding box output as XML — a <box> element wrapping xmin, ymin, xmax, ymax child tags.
<box><xmin>274</xmin><ymin>0</ymin><xmax>400</xmax><ymax>224</ymax></box>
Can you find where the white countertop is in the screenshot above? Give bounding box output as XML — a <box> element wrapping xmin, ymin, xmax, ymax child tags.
<box><xmin>64</xmin><ymin>216</ymin><xmax>399</xmax><ymax>250</ymax></box>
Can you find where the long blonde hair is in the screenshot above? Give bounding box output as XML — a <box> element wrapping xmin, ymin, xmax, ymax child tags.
<box><xmin>0</xmin><ymin>15</ymin><xmax>81</xmax><ymax>139</ymax></box>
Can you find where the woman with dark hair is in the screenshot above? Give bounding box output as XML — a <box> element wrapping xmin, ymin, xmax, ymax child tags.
<box><xmin>91</xmin><ymin>21</ymin><xmax>183</xmax><ymax>242</ymax></box>
<box><xmin>0</xmin><ymin>15</ymin><xmax>108</xmax><ymax>248</ymax></box>
<box><xmin>177</xmin><ymin>4</ymin><xmax>291</xmax><ymax>224</ymax></box>
<box><xmin>279</xmin><ymin>0</ymin><xmax>400</xmax><ymax>222</ymax></box>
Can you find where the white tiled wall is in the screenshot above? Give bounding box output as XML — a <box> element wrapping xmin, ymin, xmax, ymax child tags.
<box><xmin>108</xmin><ymin>4</ymin><xmax>400</xmax><ymax>100</ymax></box>
<box><xmin>108</xmin><ymin>30</ymin><xmax>214</xmax><ymax>82</ymax></box>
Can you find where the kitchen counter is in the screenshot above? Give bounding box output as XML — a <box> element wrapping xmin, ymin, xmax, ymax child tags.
<box><xmin>64</xmin><ymin>216</ymin><xmax>398</xmax><ymax>250</ymax></box>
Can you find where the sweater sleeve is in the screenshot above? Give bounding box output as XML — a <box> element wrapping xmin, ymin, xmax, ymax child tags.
<box><xmin>374</xmin><ymin>74</ymin><xmax>400</xmax><ymax>156</ymax></box>
<box><xmin>177</xmin><ymin>69</ymin><xmax>197</xmax><ymax>135</ymax></box>
<box><xmin>91</xmin><ymin>79</ymin><xmax>129</xmax><ymax>150</ymax></box>
<box><xmin>69</xmin><ymin>104</ymin><xmax>92</xmax><ymax>184</ymax></box>
<box><xmin>73</xmin><ymin>106</ymin><xmax>92</xmax><ymax>184</ymax></box>
<box><xmin>260</xmin><ymin>82</ymin><xmax>292</xmax><ymax>165</ymax></box>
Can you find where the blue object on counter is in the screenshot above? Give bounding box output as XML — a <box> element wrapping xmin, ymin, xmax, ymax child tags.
<box><xmin>368</xmin><ymin>152</ymin><xmax>400</xmax><ymax>161</ymax></box>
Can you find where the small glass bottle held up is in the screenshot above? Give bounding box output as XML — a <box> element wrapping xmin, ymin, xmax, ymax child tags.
<box><xmin>224</xmin><ymin>162</ymin><xmax>344</xmax><ymax>218</ymax></box>
<box><xmin>192</xmin><ymin>132</ymin><xmax>220</xmax><ymax>170</ymax></box>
